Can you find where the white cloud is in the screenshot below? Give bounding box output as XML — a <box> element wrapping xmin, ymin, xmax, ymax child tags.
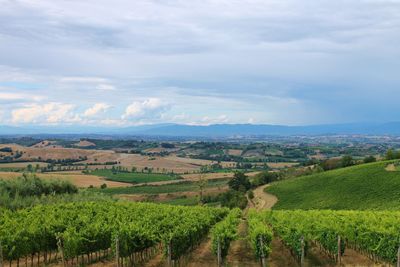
<box><xmin>123</xmin><ymin>98</ymin><xmax>169</xmax><ymax>120</ymax></box>
<box><xmin>83</xmin><ymin>103</ymin><xmax>111</xmax><ymax>117</ymax></box>
<box><xmin>0</xmin><ymin>91</ymin><xmax>43</xmax><ymax>102</ymax></box>
<box><xmin>197</xmin><ymin>115</ymin><xmax>229</xmax><ymax>126</ymax></box>
<box><xmin>60</xmin><ymin>77</ymin><xmax>108</xmax><ymax>83</ymax></box>
<box><xmin>96</xmin><ymin>84</ymin><xmax>116</xmax><ymax>91</ymax></box>
<box><xmin>1</xmin><ymin>1</ymin><xmax>400</xmax><ymax>125</ymax></box>
<box><xmin>11</xmin><ymin>102</ymin><xmax>79</xmax><ymax>124</ymax></box>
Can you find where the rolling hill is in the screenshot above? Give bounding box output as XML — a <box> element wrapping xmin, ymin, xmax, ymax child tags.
<box><xmin>2</xmin><ymin>122</ymin><xmax>400</xmax><ymax>136</ymax></box>
<box><xmin>266</xmin><ymin>161</ymin><xmax>400</xmax><ymax>210</ymax></box>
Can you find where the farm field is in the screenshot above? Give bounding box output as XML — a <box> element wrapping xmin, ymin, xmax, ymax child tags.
<box><xmin>267</xmin><ymin>160</ymin><xmax>400</xmax><ymax>210</ymax></box>
<box><xmin>98</xmin><ymin>178</ymin><xmax>230</xmax><ymax>195</ymax></box>
<box><xmin>0</xmin><ymin>162</ymin><xmax>49</xmax><ymax>168</ymax></box>
<box><xmin>181</xmin><ymin>171</ymin><xmax>260</xmax><ymax>181</ymax></box>
<box><xmin>2</xmin><ymin>137</ymin><xmax>400</xmax><ymax>266</ymax></box>
<box><xmin>0</xmin><ymin>171</ymin><xmax>130</xmax><ymax>188</ymax></box>
<box><xmin>89</xmin><ymin>169</ymin><xmax>181</xmax><ymax>184</ymax></box>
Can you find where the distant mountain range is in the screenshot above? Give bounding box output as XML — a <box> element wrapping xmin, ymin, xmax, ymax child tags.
<box><xmin>1</xmin><ymin>122</ymin><xmax>400</xmax><ymax>137</ymax></box>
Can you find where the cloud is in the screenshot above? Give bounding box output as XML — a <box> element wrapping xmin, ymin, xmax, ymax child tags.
<box><xmin>83</xmin><ymin>103</ymin><xmax>111</xmax><ymax>117</ymax></box>
<box><xmin>0</xmin><ymin>91</ymin><xmax>43</xmax><ymax>102</ymax></box>
<box><xmin>198</xmin><ymin>115</ymin><xmax>229</xmax><ymax>126</ymax></box>
<box><xmin>96</xmin><ymin>84</ymin><xmax>116</xmax><ymax>91</ymax></box>
<box><xmin>60</xmin><ymin>77</ymin><xmax>108</xmax><ymax>83</ymax></box>
<box><xmin>1</xmin><ymin>1</ymin><xmax>400</xmax><ymax>125</ymax></box>
<box><xmin>123</xmin><ymin>98</ymin><xmax>169</xmax><ymax>120</ymax></box>
<box><xmin>11</xmin><ymin>102</ymin><xmax>80</xmax><ymax>124</ymax></box>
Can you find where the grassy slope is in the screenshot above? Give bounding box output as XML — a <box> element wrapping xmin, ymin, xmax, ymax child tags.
<box><xmin>266</xmin><ymin>161</ymin><xmax>400</xmax><ymax>210</ymax></box>
<box><xmin>90</xmin><ymin>169</ymin><xmax>180</xmax><ymax>184</ymax></box>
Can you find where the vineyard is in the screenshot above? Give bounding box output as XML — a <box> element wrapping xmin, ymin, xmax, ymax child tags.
<box><xmin>0</xmin><ymin>202</ymin><xmax>228</xmax><ymax>266</ymax></box>
<box><xmin>252</xmin><ymin>210</ymin><xmax>400</xmax><ymax>265</ymax></box>
<box><xmin>2</xmin><ymin>202</ymin><xmax>400</xmax><ymax>266</ymax></box>
<box><xmin>266</xmin><ymin>161</ymin><xmax>400</xmax><ymax>210</ymax></box>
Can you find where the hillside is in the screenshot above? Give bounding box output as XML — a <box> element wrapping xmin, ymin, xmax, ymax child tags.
<box><xmin>2</xmin><ymin>122</ymin><xmax>400</xmax><ymax>136</ymax></box>
<box><xmin>266</xmin><ymin>161</ymin><xmax>400</xmax><ymax>210</ymax></box>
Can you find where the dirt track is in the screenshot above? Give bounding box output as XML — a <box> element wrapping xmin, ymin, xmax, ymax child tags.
<box><xmin>252</xmin><ymin>184</ymin><xmax>278</xmax><ymax>210</ymax></box>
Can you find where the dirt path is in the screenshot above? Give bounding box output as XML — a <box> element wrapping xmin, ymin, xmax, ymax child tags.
<box><xmin>186</xmin><ymin>237</ymin><xmax>217</xmax><ymax>267</ymax></box>
<box><xmin>267</xmin><ymin>237</ymin><xmax>300</xmax><ymax>267</ymax></box>
<box><xmin>225</xmin><ymin>219</ymin><xmax>260</xmax><ymax>267</ymax></box>
<box><xmin>252</xmin><ymin>184</ymin><xmax>278</xmax><ymax>210</ymax></box>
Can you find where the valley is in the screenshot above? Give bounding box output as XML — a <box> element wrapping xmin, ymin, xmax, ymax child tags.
<box><xmin>1</xmin><ymin>135</ymin><xmax>400</xmax><ymax>266</ymax></box>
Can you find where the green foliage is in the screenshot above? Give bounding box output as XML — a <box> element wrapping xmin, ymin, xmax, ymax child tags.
<box><xmin>247</xmin><ymin>190</ymin><xmax>254</xmax><ymax>200</ymax></box>
<box><xmin>218</xmin><ymin>190</ymin><xmax>248</xmax><ymax>209</ymax></box>
<box><xmin>0</xmin><ymin>174</ymin><xmax>78</xmax><ymax>198</ymax></box>
<box><xmin>98</xmin><ymin>179</ymin><xmax>229</xmax><ymax>195</ymax></box>
<box><xmin>0</xmin><ymin>189</ymin><xmax>113</xmax><ymax>210</ymax></box>
<box><xmin>247</xmin><ymin>210</ymin><xmax>273</xmax><ymax>259</ymax></box>
<box><xmin>363</xmin><ymin>155</ymin><xmax>377</xmax><ymax>163</ymax></box>
<box><xmin>267</xmin><ymin>161</ymin><xmax>400</xmax><ymax>210</ymax></box>
<box><xmin>91</xmin><ymin>169</ymin><xmax>180</xmax><ymax>184</ymax></box>
<box><xmin>386</xmin><ymin>149</ymin><xmax>395</xmax><ymax>160</ymax></box>
<box><xmin>0</xmin><ymin>201</ymin><xmax>228</xmax><ymax>262</ymax></box>
<box><xmin>386</xmin><ymin>149</ymin><xmax>400</xmax><ymax>160</ymax></box>
<box><xmin>211</xmin><ymin>208</ymin><xmax>241</xmax><ymax>259</ymax></box>
<box><xmin>228</xmin><ymin>171</ymin><xmax>251</xmax><ymax>192</ymax></box>
<box><xmin>251</xmin><ymin>171</ymin><xmax>279</xmax><ymax>187</ymax></box>
<box><xmin>264</xmin><ymin>210</ymin><xmax>400</xmax><ymax>263</ymax></box>
<box><xmin>320</xmin><ymin>156</ymin><xmax>355</xmax><ymax>171</ymax></box>
<box><xmin>161</xmin><ymin>196</ymin><xmax>199</xmax><ymax>206</ymax></box>
<box><xmin>341</xmin><ymin>155</ymin><xmax>354</xmax><ymax>167</ymax></box>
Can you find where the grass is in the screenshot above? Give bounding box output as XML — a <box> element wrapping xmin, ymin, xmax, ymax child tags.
<box><xmin>90</xmin><ymin>169</ymin><xmax>180</xmax><ymax>184</ymax></box>
<box><xmin>159</xmin><ymin>196</ymin><xmax>221</xmax><ymax>206</ymax></box>
<box><xmin>0</xmin><ymin>167</ymin><xmax>25</xmax><ymax>172</ymax></box>
<box><xmin>266</xmin><ymin>161</ymin><xmax>400</xmax><ymax>210</ymax></box>
<box><xmin>98</xmin><ymin>179</ymin><xmax>229</xmax><ymax>195</ymax></box>
<box><xmin>161</xmin><ymin>196</ymin><xmax>199</xmax><ymax>206</ymax></box>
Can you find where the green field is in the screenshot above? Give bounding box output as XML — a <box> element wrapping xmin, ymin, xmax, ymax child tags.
<box><xmin>161</xmin><ymin>196</ymin><xmax>200</xmax><ymax>206</ymax></box>
<box><xmin>99</xmin><ymin>179</ymin><xmax>229</xmax><ymax>195</ymax></box>
<box><xmin>266</xmin><ymin>161</ymin><xmax>400</xmax><ymax>210</ymax></box>
<box><xmin>90</xmin><ymin>169</ymin><xmax>180</xmax><ymax>184</ymax></box>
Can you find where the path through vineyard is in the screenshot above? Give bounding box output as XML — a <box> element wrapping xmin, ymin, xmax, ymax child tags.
<box><xmin>222</xmin><ymin>185</ymin><xmax>299</xmax><ymax>267</ymax></box>
<box><xmin>252</xmin><ymin>184</ymin><xmax>277</xmax><ymax>211</ymax></box>
<box><xmin>251</xmin><ymin>186</ymin><xmax>379</xmax><ymax>267</ymax></box>
<box><xmin>169</xmin><ymin>184</ymin><xmax>281</xmax><ymax>267</ymax></box>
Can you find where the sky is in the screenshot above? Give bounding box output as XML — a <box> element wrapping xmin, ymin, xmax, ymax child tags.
<box><xmin>0</xmin><ymin>0</ymin><xmax>399</xmax><ymax>127</ymax></box>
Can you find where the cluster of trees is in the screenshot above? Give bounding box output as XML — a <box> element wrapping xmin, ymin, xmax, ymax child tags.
<box><xmin>0</xmin><ymin>174</ymin><xmax>87</xmax><ymax>210</ymax></box>
<box><xmin>385</xmin><ymin>149</ymin><xmax>400</xmax><ymax>160</ymax></box>
<box><xmin>319</xmin><ymin>154</ymin><xmax>378</xmax><ymax>171</ymax></box>
<box><xmin>0</xmin><ymin>174</ymin><xmax>78</xmax><ymax>198</ymax></box>
<box><xmin>0</xmin><ymin>149</ymin><xmax>23</xmax><ymax>163</ymax></box>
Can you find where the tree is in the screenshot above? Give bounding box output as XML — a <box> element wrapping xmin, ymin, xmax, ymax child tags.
<box><xmin>386</xmin><ymin>149</ymin><xmax>395</xmax><ymax>160</ymax></box>
<box><xmin>26</xmin><ymin>164</ymin><xmax>33</xmax><ymax>172</ymax></box>
<box><xmin>219</xmin><ymin>190</ymin><xmax>248</xmax><ymax>209</ymax></box>
<box><xmin>228</xmin><ymin>171</ymin><xmax>251</xmax><ymax>192</ymax></box>
<box><xmin>341</xmin><ymin>155</ymin><xmax>354</xmax><ymax>167</ymax></box>
<box><xmin>364</xmin><ymin>155</ymin><xmax>377</xmax><ymax>163</ymax></box>
<box><xmin>197</xmin><ymin>173</ymin><xmax>207</xmax><ymax>205</ymax></box>
<box><xmin>252</xmin><ymin>171</ymin><xmax>279</xmax><ymax>187</ymax></box>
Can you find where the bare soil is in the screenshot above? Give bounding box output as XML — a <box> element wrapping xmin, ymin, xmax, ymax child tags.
<box><xmin>74</xmin><ymin>140</ymin><xmax>96</xmax><ymax>147</ymax></box>
<box><xmin>185</xmin><ymin>237</ymin><xmax>217</xmax><ymax>267</ymax></box>
<box><xmin>252</xmin><ymin>184</ymin><xmax>278</xmax><ymax>210</ymax></box>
